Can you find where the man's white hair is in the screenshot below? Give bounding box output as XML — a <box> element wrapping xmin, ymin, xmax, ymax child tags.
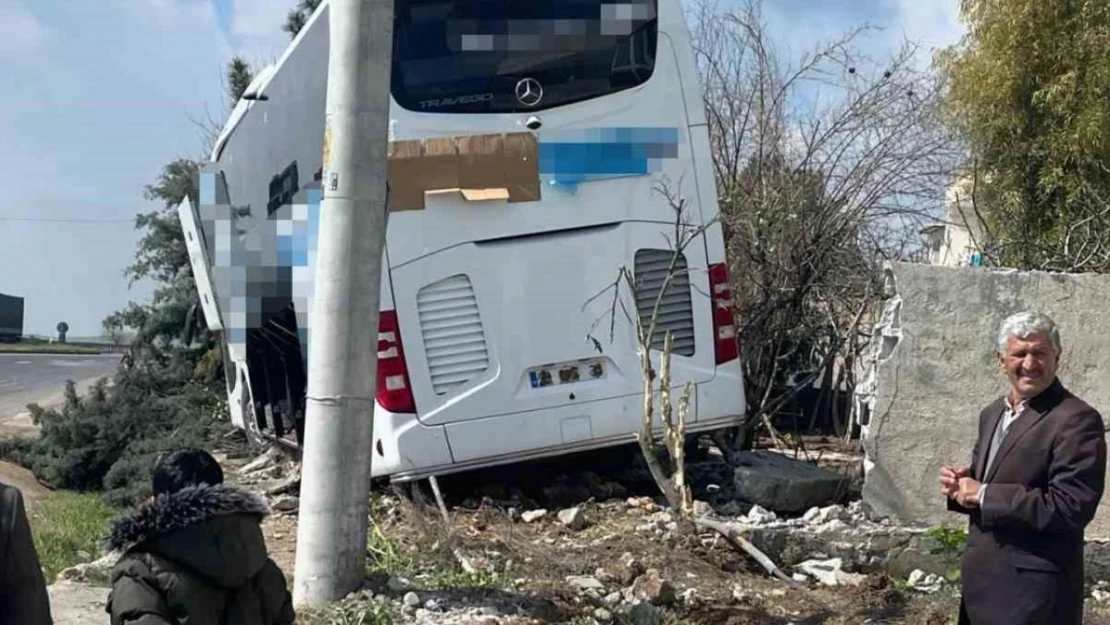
<box><xmin>996</xmin><ymin>310</ymin><xmax>1062</xmax><ymax>355</ymax></box>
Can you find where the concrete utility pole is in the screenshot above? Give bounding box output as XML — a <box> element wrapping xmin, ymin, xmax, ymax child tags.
<box><xmin>293</xmin><ymin>0</ymin><xmax>394</xmax><ymax>606</ymax></box>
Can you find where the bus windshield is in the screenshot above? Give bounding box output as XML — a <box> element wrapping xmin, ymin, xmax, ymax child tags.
<box><xmin>392</xmin><ymin>0</ymin><xmax>658</xmax><ymax>114</ymax></box>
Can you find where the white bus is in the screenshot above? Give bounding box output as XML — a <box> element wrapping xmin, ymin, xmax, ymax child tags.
<box><xmin>181</xmin><ymin>0</ymin><xmax>746</xmax><ymax>483</ymax></box>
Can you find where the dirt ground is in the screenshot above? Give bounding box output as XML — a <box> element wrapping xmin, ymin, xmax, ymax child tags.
<box><xmin>222</xmin><ymin>438</ymin><xmax>977</xmax><ymax>625</ymax></box>
<box><xmin>0</xmin><ymin>460</ymin><xmax>50</xmax><ymax>505</ymax></box>
<box><xmin>34</xmin><ymin>434</ymin><xmax>1110</xmax><ymax>624</ymax></box>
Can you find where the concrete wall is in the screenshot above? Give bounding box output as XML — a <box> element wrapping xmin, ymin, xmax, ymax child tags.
<box><xmin>858</xmin><ymin>262</ymin><xmax>1110</xmax><ymax>537</ymax></box>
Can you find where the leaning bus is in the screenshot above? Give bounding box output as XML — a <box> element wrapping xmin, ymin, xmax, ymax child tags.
<box><xmin>181</xmin><ymin>0</ymin><xmax>746</xmax><ymax>482</ymax></box>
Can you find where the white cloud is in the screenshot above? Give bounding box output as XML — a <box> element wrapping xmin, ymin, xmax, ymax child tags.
<box><xmin>119</xmin><ymin>0</ymin><xmax>222</xmax><ymax>30</ymax></box>
<box><xmin>0</xmin><ymin>2</ymin><xmax>49</xmax><ymax>56</ymax></box>
<box><xmin>232</xmin><ymin>0</ymin><xmax>287</xmax><ymax>37</ymax></box>
<box><xmin>892</xmin><ymin>0</ymin><xmax>965</xmax><ymax>56</ymax></box>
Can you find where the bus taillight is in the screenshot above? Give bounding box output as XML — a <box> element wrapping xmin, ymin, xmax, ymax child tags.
<box><xmin>708</xmin><ymin>263</ymin><xmax>739</xmax><ymax>365</ymax></box>
<box><xmin>377</xmin><ymin>310</ymin><xmax>416</xmax><ymax>413</ymax></box>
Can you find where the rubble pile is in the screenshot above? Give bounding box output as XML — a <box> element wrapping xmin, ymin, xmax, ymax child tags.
<box><xmin>56</xmin><ymin>551</ymin><xmax>121</xmax><ymax>585</ymax></box>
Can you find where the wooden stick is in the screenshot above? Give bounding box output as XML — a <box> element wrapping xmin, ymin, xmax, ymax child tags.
<box><xmin>695</xmin><ymin>517</ymin><xmax>801</xmax><ymax>588</ymax></box>
<box><xmin>428</xmin><ymin>475</ymin><xmax>451</xmax><ymax>526</ymax></box>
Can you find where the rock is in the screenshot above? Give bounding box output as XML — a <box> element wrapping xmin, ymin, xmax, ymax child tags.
<box><xmin>558</xmin><ymin>507</ymin><xmax>587</xmax><ymax>531</ymax></box>
<box><xmin>627</xmin><ymin>602</ymin><xmax>665</xmax><ymax>625</ymax></box>
<box><xmin>1093</xmin><ymin>588</ymin><xmax>1110</xmax><ymax>602</ymax></box>
<box><xmin>387</xmin><ymin>575</ymin><xmax>412</xmax><ymax>592</ymax></box>
<box><xmin>847</xmin><ymin>500</ymin><xmax>873</xmax><ymax>521</ymax></box>
<box><xmin>424</xmin><ymin>598</ymin><xmax>444</xmax><ymax>611</ymax></box>
<box><xmin>594</xmin><ymin>607</ymin><xmax>613</xmax><ymax>621</ymax></box>
<box><xmin>792</xmin><ymin>573</ymin><xmax>809</xmax><ymax>583</ymax></box>
<box><xmin>271</xmin><ymin>496</ymin><xmax>299</xmax><ymax>514</ymax></box>
<box><xmin>679</xmin><ymin>588</ymin><xmax>698</xmax><ymax>606</ymax></box>
<box><xmin>693</xmin><ymin>500</ymin><xmax>713</xmax><ymax>517</ymax></box>
<box><xmin>602</xmin><ymin>552</ymin><xmax>645</xmax><ymax>586</ymax></box>
<box><xmin>717</xmin><ymin>501</ymin><xmax>747</xmax><ymax>517</ymax></box>
<box><xmin>631</xmin><ymin>569</ymin><xmax>676</xmax><ymax>606</ymax></box>
<box><xmin>403</xmin><ymin>591</ymin><xmax>421</xmax><ymax>608</ymax></box>
<box><xmin>521</xmin><ymin>509</ymin><xmax>548</xmax><ymax>523</ymax></box>
<box><xmin>745</xmin><ymin>504</ymin><xmax>777</xmax><ymax>524</ymax></box>
<box><xmin>602</xmin><ymin>591</ymin><xmax>623</xmax><ymax>607</ymax></box>
<box><xmin>907</xmin><ymin>569</ymin><xmax>943</xmax><ymax>593</ymax></box>
<box><xmin>803</xmin><ymin>505</ymin><xmax>851</xmax><ymax>526</ymax></box>
<box><xmin>731</xmin><ymin>450</ymin><xmax>850</xmax><ymax>513</ymax></box>
<box><xmin>812</xmin><ymin>519</ymin><xmax>850</xmax><ymax>533</ymax></box>
<box><xmin>57</xmin><ymin>551</ymin><xmax>120</xmax><ymax>585</ymax></box>
<box><xmin>732</xmin><ymin>586</ymin><xmax>753</xmax><ymax>604</ymax></box>
<box><xmin>794</xmin><ymin>558</ymin><xmax>867</xmax><ymax>587</ymax></box>
<box><xmin>567</xmin><ymin>575</ymin><xmax>605</xmax><ymax>592</ymax></box>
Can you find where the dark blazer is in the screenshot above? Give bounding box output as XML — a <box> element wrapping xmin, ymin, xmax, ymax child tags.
<box><xmin>0</xmin><ymin>481</ymin><xmax>53</xmax><ymax>625</ymax></box>
<box><xmin>949</xmin><ymin>378</ymin><xmax>1107</xmax><ymax>625</ymax></box>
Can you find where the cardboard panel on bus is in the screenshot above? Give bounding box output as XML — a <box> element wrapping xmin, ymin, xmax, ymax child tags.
<box><xmin>387</xmin><ymin>132</ymin><xmax>540</xmax><ymax>212</ymax></box>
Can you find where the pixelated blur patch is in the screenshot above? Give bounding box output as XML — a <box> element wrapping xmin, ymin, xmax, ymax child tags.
<box><xmin>192</xmin><ymin>168</ymin><xmax>321</xmax><ymax>362</ymax></box>
<box><xmin>538</xmin><ymin>126</ymin><xmax>681</xmax><ymax>189</ymax></box>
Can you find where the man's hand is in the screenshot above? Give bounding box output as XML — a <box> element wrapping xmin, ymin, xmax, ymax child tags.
<box><xmin>956</xmin><ymin>477</ymin><xmax>983</xmax><ymax>507</ymax></box>
<box><xmin>940</xmin><ymin>464</ymin><xmax>970</xmax><ymax>498</ymax></box>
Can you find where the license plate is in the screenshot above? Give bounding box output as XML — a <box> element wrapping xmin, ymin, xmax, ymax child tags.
<box><xmin>528</xmin><ymin>359</ymin><xmax>606</xmax><ymax>388</ymax></box>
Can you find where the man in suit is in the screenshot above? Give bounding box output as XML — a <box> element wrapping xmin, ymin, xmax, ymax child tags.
<box><xmin>941</xmin><ymin>310</ymin><xmax>1107</xmax><ymax>625</ymax></box>
<box><xmin>0</xmin><ymin>480</ymin><xmax>53</xmax><ymax>624</ymax></box>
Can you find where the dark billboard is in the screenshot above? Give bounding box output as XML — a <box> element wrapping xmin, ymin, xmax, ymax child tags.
<box><xmin>0</xmin><ymin>293</ymin><xmax>24</xmax><ymax>341</ymax></box>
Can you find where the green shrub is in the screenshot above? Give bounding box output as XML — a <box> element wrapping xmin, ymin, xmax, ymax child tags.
<box><xmin>0</xmin><ymin>351</ymin><xmax>229</xmax><ymax>506</ymax></box>
<box><xmin>924</xmin><ymin>524</ymin><xmax>968</xmax><ymax>555</ymax></box>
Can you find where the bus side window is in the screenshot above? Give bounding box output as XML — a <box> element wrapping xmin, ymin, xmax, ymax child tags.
<box><xmin>268</xmin><ymin>161</ymin><xmax>300</xmax><ymax>216</ymax></box>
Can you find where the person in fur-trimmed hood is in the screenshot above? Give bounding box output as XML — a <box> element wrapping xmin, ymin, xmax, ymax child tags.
<box><xmin>105</xmin><ymin>448</ymin><xmax>295</xmax><ymax>625</ymax></box>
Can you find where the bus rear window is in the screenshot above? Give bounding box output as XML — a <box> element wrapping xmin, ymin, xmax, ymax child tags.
<box><xmin>392</xmin><ymin>0</ymin><xmax>658</xmax><ymax>114</ymax></box>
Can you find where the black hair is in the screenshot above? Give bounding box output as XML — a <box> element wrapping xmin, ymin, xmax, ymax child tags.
<box><xmin>152</xmin><ymin>448</ymin><xmax>224</xmax><ymax>497</ymax></box>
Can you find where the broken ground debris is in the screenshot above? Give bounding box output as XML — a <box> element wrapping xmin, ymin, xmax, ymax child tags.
<box><xmin>47</xmin><ymin>442</ymin><xmax>1110</xmax><ymax>624</ymax></box>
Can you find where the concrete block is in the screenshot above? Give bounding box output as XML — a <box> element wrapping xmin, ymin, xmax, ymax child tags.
<box><xmin>731</xmin><ymin>450</ymin><xmax>851</xmax><ymax>513</ymax></box>
<box><xmin>857</xmin><ymin>262</ymin><xmax>1110</xmax><ymax>538</ymax></box>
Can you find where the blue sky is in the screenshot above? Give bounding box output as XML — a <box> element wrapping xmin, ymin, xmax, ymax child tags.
<box><xmin>0</xmin><ymin>0</ymin><xmax>963</xmax><ymax>337</ymax></box>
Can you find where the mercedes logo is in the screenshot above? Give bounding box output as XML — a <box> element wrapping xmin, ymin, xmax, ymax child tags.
<box><xmin>515</xmin><ymin>77</ymin><xmax>543</xmax><ymax>107</ymax></box>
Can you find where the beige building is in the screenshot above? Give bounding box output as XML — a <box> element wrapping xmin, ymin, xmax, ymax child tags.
<box><xmin>920</xmin><ymin>174</ymin><xmax>988</xmax><ymax>267</ymax></box>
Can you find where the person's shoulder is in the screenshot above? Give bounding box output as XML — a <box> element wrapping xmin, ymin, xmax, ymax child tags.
<box><xmin>1057</xmin><ymin>387</ymin><xmax>1102</xmax><ymax>419</ymax></box>
<box><xmin>0</xmin><ymin>480</ymin><xmax>24</xmax><ymax>513</ymax></box>
<box><xmin>978</xmin><ymin>396</ymin><xmax>1006</xmax><ymax>419</ymax></box>
<box><xmin>1052</xmin><ymin>388</ymin><xmax>1106</xmax><ymax>438</ymax></box>
<box><xmin>109</xmin><ymin>548</ymin><xmax>158</xmax><ymax>582</ymax></box>
<box><xmin>0</xmin><ymin>480</ymin><xmax>20</xmax><ymax>499</ymax></box>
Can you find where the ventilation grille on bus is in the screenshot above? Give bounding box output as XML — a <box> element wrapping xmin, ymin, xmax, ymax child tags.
<box><xmin>634</xmin><ymin>249</ymin><xmax>696</xmax><ymax>356</ymax></box>
<box><xmin>416</xmin><ymin>274</ymin><xmax>490</xmax><ymax>395</ymax></box>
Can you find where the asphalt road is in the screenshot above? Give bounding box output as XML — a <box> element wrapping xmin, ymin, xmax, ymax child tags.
<box><xmin>0</xmin><ymin>353</ymin><xmax>121</xmax><ymax>421</ymax></box>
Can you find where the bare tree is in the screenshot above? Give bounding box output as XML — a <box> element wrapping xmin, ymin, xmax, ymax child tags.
<box><xmin>690</xmin><ymin>0</ymin><xmax>959</xmax><ymax>448</ymax></box>
<box><xmin>586</xmin><ymin>179</ymin><xmax>712</xmax><ymax>525</ymax></box>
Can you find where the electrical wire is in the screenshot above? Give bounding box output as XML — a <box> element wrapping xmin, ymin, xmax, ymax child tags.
<box><xmin>0</xmin><ymin>217</ymin><xmax>135</xmax><ymax>224</ymax></box>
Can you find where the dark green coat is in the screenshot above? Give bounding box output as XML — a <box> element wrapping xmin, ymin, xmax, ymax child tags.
<box><xmin>0</xmin><ymin>481</ymin><xmax>53</xmax><ymax>625</ymax></box>
<box><xmin>105</xmin><ymin>483</ymin><xmax>295</xmax><ymax>625</ymax></box>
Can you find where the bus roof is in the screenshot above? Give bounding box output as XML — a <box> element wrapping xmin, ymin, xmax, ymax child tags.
<box><xmin>210</xmin><ymin>1</ymin><xmax>329</xmax><ymax>162</ymax></box>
